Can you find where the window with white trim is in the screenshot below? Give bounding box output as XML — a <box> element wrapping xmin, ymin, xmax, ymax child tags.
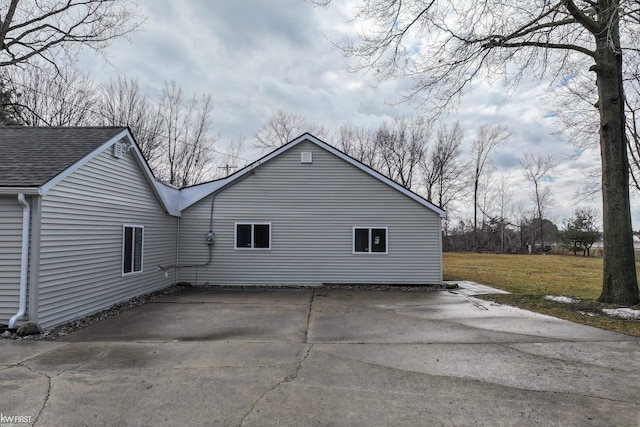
<box><xmin>353</xmin><ymin>227</ymin><xmax>387</xmax><ymax>254</ymax></box>
<box><xmin>123</xmin><ymin>225</ymin><xmax>144</xmax><ymax>274</ymax></box>
<box><xmin>235</xmin><ymin>223</ymin><xmax>271</xmax><ymax>249</ymax></box>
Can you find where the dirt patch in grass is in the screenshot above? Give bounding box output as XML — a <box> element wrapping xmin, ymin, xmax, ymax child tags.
<box><xmin>444</xmin><ymin>252</ymin><xmax>640</xmax><ymax>337</ymax></box>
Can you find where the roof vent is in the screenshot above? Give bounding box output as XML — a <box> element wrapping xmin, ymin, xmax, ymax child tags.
<box><xmin>113</xmin><ymin>142</ymin><xmax>123</xmax><ymax>159</ymax></box>
<box><xmin>301</xmin><ymin>151</ymin><xmax>313</xmax><ymax>164</ymax></box>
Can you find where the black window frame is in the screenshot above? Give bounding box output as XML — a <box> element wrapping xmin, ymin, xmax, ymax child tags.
<box><xmin>353</xmin><ymin>227</ymin><xmax>388</xmax><ymax>254</ymax></box>
<box><xmin>122</xmin><ymin>225</ymin><xmax>144</xmax><ymax>275</ymax></box>
<box><xmin>235</xmin><ymin>223</ymin><xmax>272</xmax><ymax>250</ymax></box>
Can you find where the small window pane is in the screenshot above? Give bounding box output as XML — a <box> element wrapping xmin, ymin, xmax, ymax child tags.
<box><xmin>236</xmin><ymin>224</ymin><xmax>252</xmax><ymax>248</ymax></box>
<box><xmin>123</xmin><ymin>226</ymin><xmax>143</xmax><ymax>274</ymax></box>
<box><xmin>133</xmin><ymin>227</ymin><xmax>143</xmax><ymax>271</ymax></box>
<box><xmin>371</xmin><ymin>228</ymin><xmax>386</xmax><ymax>252</ymax></box>
<box><xmin>124</xmin><ymin>227</ymin><xmax>133</xmax><ymax>273</ymax></box>
<box><xmin>254</xmin><ymin>224</ymin><xmax>270</xmax><ymax>248</ymax></box>
<box><xmin>354</xmin><ymin>228</ymin><xmax>369</xmax><ymax>252</ymax></box>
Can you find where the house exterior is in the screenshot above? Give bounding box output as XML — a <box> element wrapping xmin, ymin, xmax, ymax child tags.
<box><xmin>176</xmin><ymin>138</ymin><xmax>445</xmax><ymax>286</ymax></box>
<box><xmin>0</xmin><ymin>127</ymin><xmax>178</xmax><ymax>329</ymax></box>
<box><xmin>0</xmin><ymin>127</ymin><xmax>445</xmax><ymax>329</ymax></box>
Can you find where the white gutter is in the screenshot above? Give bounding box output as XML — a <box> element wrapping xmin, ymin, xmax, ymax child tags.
<box><xmin>0</xmin><ymin>187</ymin><xmax>39</xmax><ymax>195</ymax></box>
<box><xmin>9</xmin><ymin>194</ymin><xmax>30</xmax><ymax>328</ymax></box>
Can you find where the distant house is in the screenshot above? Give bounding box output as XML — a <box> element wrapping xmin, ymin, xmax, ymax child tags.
<box><xmin>0</xmin><ymin>128</ymin><xmax>445</xmax><ymax>329</ymax></box>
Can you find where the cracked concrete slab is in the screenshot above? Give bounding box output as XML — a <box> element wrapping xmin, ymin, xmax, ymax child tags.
<box><xmin>242</xmin><ymin>349</ymin><xmax>639</xmax><ymax>427</ymax></box>
<box><xmin>0</xmin><ymin>287</ymin><xmax>638</xmax><ymax>426</ymax></box>
<box><xmin>42</xmin><ymin>366</ymin><xmax>291</xmax><ymax>426</ymax></box>
<box><xmin>313</xmin><ymin>343</ymin><xmax>640</xmax><ymax>403</ymax></box>
<box><xmin>310</xmin><ymin>290</ymin><xmax>628</xmax><ymax>343</ymax></box>
<box><xmin>508</xmin><ymin>341</ymin><xmax>640</xmax><ymax>372</ymax></box>
<box><xmin>61</xmin><ymin>290</ymin><xmax>312</xmax><ymax>343</ymax></box>
<box><xmin>22</xmin><ymin>342</ymin><xmax>310</xmax><ymax>376</ymax></box>
<box><xmin>2</xmin><ymin>365</ymin><xmax>50</xmax><ymax>423</ymax></box>
<box><xmin>0</xmin><ymin>341</ymin><xmax>66</xmax><ymax>366</ymax></box>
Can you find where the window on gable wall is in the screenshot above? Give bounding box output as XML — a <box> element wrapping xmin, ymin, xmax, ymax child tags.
<box><xmin>123</xmin><ymin>225</ymin><xmax>144</xmax><ymax>274</ymax></box>
<box><xmin>235</xmin><ymin>223</ymin><xmax>271</xmax><ymax>249</ymax></box>
<box><xmin>353</xmin><ymin>227</ymin><xmax>387</xmax><ymax>254</ymax></box>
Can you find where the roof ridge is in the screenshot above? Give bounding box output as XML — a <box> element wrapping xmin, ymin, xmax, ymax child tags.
<box><xmin>0</xmin><ymin>125</ymin><xmax>128</xmax><ymax>129</ymax></box>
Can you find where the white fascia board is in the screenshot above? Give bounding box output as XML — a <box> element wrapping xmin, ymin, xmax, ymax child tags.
<box><xmin>0</xmin><ymin>187</ymin><xmax>40</xmax><ymax>195</ymax></box>
<box><xmin>40</xmin><ymin>129</ymin><xmax>132</xmax><ymax>196</ymax></box>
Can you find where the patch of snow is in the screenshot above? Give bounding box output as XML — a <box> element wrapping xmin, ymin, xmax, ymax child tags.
<box><xmin>602</xmin><ymin>308</ymin><xmax>640</xmax><ymax>320</ymax></box>
<box><xmin>544</xmin><ymin>295</ymin><xmax>579</xmax><ymax>304</ymax></box>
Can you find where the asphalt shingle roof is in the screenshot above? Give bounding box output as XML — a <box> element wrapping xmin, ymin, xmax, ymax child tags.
<box><xmin>0</xmin><ymin>126</ymin><xmax>127</xmax><ymax>187</ymax></box>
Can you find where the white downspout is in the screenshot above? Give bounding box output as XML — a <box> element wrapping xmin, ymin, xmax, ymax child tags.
<box><xmin>9</xmin><ymin>194</ymin><xmax>30</xmax><ymax>328</ymax></box>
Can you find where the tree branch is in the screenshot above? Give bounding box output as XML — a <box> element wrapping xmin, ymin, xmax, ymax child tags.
<box><xmin>0</xmin><ymin>0</ymin><xmax>142</xmax><ymax>70</ymax></box>
<box><xmin>491</xmin><ymin>40</ymin><xmax>595</xmax><ymax>57</ymax></box>
<box><xmin>563</xmin><ymin>0</ymin><xmax>601</xmax><ymax>34</ymax></box>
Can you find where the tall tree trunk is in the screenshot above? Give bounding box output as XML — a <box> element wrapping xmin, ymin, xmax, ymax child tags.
<box><xmin>594</xmin><ymin>11</ymin><xmax>640</xmax><ymax>304</ymax></box>
<box><xmin>473</xmin><ymin>164</ymin><xmax>480</xmax><ymax>251</ymax></box>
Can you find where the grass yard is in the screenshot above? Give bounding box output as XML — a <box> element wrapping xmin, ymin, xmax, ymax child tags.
<box><xmin>443</xmin><ymin>252</ymin><xmax>640</xmax><ymax>337</ymax></box>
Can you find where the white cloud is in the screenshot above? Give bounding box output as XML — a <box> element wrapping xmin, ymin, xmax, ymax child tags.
<box><xmin>74</xmin><ymin>0</ymin><xmax>640</xmax><ymax>228</ymax></box>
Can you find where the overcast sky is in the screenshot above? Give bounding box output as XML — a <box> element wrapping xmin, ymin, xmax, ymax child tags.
<box><xmin>77</xmin><ymin>0</ymin><xmax>640</xmax><ymax>228</ymax></box>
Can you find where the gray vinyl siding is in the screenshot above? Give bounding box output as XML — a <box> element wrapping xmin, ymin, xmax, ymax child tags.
<box><xmin>177</xmin><ymin>140</ymin><xmax>442</xmax><ymax>286</ymax></box>
<box><xmin>37</xmin><ymin>149</ymin><xmax>178</xmax><ymax>328</ymax></box>
<box><xmin>0</xmin><ymin>196</ymin><xmax>25</xmax><ymax>325</ymax></box>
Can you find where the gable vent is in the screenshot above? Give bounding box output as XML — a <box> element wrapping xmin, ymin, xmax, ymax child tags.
<box><xmin>301</xmin><ymin>151</ymin><xmax>313</xmax><ymax>164</ymax></box>
<box><xmin>113</xmin><ymin>142</ymin><xmax>123</xmax><ymax>159</ymax></box>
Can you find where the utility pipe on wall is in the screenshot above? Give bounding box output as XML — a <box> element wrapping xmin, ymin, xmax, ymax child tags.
<box><xmin>159</xmin><ymin>194</ymin><xmax>216</xmax><ymax>272</ymax></box>
<box><xmin>9</xmin><ymin>194</ymin><xmax>30</xmax><ymax>328</ymax></box>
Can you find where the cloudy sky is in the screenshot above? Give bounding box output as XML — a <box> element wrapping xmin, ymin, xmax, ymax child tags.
<box><xmin>77</xmin><ymin>0</ymin><xmax>638</xmax><ymax>228</ymax></box>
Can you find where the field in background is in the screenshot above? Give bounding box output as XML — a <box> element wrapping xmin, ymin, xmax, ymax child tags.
<box><xmin>443</xmin><ymin>252</ymin><xmax>640</xmax><ymax>336</ymax></box>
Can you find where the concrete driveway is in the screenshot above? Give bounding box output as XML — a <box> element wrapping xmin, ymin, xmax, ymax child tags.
<box><xmin>1</xmin><ymin>287</ymin><xmax>639</xmax><ymax>426</ymax></box>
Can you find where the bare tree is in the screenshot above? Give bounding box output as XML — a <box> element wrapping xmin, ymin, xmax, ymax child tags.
<box><xmin>420</xmin><ymin>121</ymin><xmax>466</xmax><ymax>210</ymax></box>
<box><xmin>470</xmin><ymin>124</ymin><xmax>510</xmax><ymax>239</ymax></box>
<box><xmin>475</xmin><ymin>168</ymin><xmax>500</xmax><ymax>250</ymax></box>
<box><xmin>549</xmin><ymin>25</ymin><xmax>640</xmax><ymax>196</ymax></box>
<box><xmin>4</xmin><ymin>72</ymin><xmax>219</xmax><ymax>186</ymax></box>
<box><xmin>215</xmin><ymin>136</ymin><xmax>247</xmax><ymax>178</ymax></box>
<box><xmin>374</xmin><ymin>117</ymin><xmax>430</xmax><ymax>190</ymax></box>
<box><xmin>316</xmin><ymin>0</ymin><xmax>639</xmax><ymax>304</ymax></box>
<box><xmin>550</xmin><ymin>58</ymin><xmax>640</xmax><ymax>198</ymax></box>
<box><xmin>521</xmin><ymin>153</ymin><xmax>556</xmax><ymax>252</ymax></box>
<box><xmin>550</xmin><ymin>69</ymin><xmax>600</xmax><ymax>148</ymax></box>
<box><xmin>254</xmin><ymin>109</ymin><xmax>327</xmax><ymax>151</ymax></box>
<box><xmin>98</xmin><ymin>76</ymin><xmax>164</xmax><ymax>167</ymax></box>
<box><xmin>0</xmin><ymin>77</ymin><xmax>19</xmax><ymax>124</ymax></box>
<box><xmin>0</xmin><ymin>0</ymin><xmax>142</xmax><ymax>70</ymax></box>
<box><xmin>335</xmin><ymin>125</ymin><xmax>379</xmax><ymax>169</ymax></box>
<box><xmin>157</xmin><ymin>81</ymin><xmax>216</xmax><ymax>187</ymax></box>
<box><xmin>2</xmin><ymin>64</ymin><xmax>97</xmax><ymax>126</ymax></box>
<box><xmin>493</xmin><ymin>174</ymin><xmax>517</xmax><ymax>253</ymax></box>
